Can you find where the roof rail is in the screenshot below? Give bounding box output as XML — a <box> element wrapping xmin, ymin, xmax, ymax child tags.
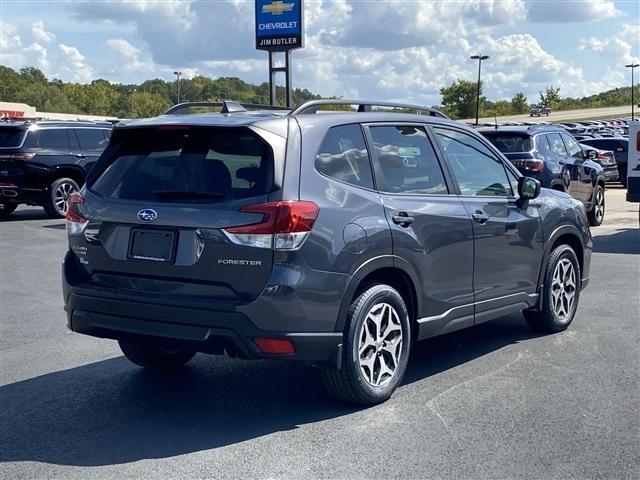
<box><xmin>165</xmin><ymin>101</ymin><xmax>291</xmax><ymax>115</ymax></box>
<box><xmin>290</xmin><ymin>99</ymin><xmax>449</xmax><ymax>119</ymax></box>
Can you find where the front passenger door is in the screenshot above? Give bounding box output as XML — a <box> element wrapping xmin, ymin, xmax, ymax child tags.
<box><xmin>432</xmin><ymin>127</ymin><xmax>544</xmax><ymax>321</ymax></box>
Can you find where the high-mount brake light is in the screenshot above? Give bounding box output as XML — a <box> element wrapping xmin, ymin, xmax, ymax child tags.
<box><xmin>157</xmin><ymin>125</ymin><xmax>190</xmax><ymax>130</ymax></box>
<box><xmin>65</xmin><ymin>192</ymin><xmax>89</xmax><ymax>236</ymax></box>
<box><xmin>223</xmin><ymin>201</ymin><xmax>319</xmax><ymax>250</ymax></box>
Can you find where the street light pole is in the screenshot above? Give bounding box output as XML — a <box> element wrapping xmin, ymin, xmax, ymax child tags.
<box><xmin>470</xmin><ymin>55</ymin><xmax>489</xmax><ymax>125</ymax></box>
<box><xmin>625</xmin><ymin>63</ymin><xmax>639</xmax><ymax>120</ymax></box>
<box><xmin>174</xmin><ymin>71</ymin><xmax>182</xmax><ymax>104</ymax></box>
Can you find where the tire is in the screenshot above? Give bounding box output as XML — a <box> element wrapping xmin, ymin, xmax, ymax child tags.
<box><xmin>43</xmin><ymin>177</ymin><xmax>80</xmax><ymax>218</ymax></box>
<box><xmin>119</xmin><ymin>340</ymin><xmax>196</xmax><ymax>370</ymax></box>
<box><xmin>524</xmin><ymin>244</ymin><xmax>581</xmax><ymax>333</ymax></box>
<box><xmin>587</xmin><ymin>184</ymin><xmax>605</xmax><ymax>227</ymax></box>
<box><xmin>0</xmin><ymin>202</ymin><xmax>17</xmax><ymax>218</ymax></box>
<box><xmin>321</xmin><ymin>284</ymin><xmax>411</xmax><ymax>405</ymax></box>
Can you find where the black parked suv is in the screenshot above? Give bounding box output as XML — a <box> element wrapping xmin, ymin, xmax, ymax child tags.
<box><xmin>479</xmin><ymin>126</ymin><xmax>606</xmax><ymax>227</ymax></box>
<box><xmin>62</xmin><ymin>100</ymin><xmax>592</xmax><ymax>405</ymax></box>
<box><xmin>0</xmin><ymin>119</ymin><xmax>112</xmax><ymax>218</ymax></box>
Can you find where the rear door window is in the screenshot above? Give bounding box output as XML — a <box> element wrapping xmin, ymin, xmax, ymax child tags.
<box><xmin>547</xmin><ymin>133</ymin><xmax>568</xmax><ymax>156</ymax></box>
<box><xmin>0</xmin><ymin>127</ymin><xmax>26</xmax><ymax>148</ymax></box>
<box><xmin>368</xmin><ymin>125</ymin><xmax>447</xmax><ymax>194</ymax></box>
<box><xmin>314</xmin><ymin>124</ymin><xmax>374</xmax><ymax>189</ymax></box>
<box><xmin>91</xmin><ymin>127</ymin><xmax>274</xmax><ymax>202</ymax></box>
<box><xmin>75</xmin><ymin>128</ymin><xmax>109</xmax><ymax>149</ymax></box>
<box><xmin>561</xmin><ymin>133</ymin><xmax>583</xmax><ymax>159</ymax></box>
<box><xmin>23</xmin><ymin>129</ymin><xmax>70</xmax><ymax>149</ymax></box>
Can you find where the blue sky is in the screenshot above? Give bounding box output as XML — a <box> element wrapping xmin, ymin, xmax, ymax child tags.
<box><xmin>1</xmin><ymin>0</ymin><xmax>638</xmax><ymax>105</ymax></box>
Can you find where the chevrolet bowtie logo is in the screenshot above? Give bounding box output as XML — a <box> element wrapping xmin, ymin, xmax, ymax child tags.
<box><xmin>262</xmin><ymin>0</ymin><xmax>294</xmax><ymax>15</ymax></box>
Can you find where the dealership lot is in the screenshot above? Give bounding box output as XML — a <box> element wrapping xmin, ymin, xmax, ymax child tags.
<box><xmin>0</xmin><ymin>188</ymin><xmax>638</xmax><ymax>479</ymax></box>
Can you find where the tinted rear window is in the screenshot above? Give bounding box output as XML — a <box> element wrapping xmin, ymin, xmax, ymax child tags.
<box><xmin>76</xmin><ymin>128</ymin><xmax>109</xmax><ymax>149</ymax></box>
<box><xmin>91</xmin><ymin>127</ymin><xmax>274</xmax><ymax>203</ymax></box>
<box><xmin>23</xmin><ymin>129</ymin><xmax>70</xmax><ymax>149</ymax></box>
<box><xmin>0</xmin><ymin>127</ymin><xmax>27</xmax><ymax>148</ymax></box>
<box><xmin>481</xmin><ymin>132</ymin><xmax>532</xmax><ymax>153</ymax></box>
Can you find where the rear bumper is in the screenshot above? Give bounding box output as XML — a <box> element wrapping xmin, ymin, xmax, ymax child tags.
<box><xmin>62</xmin><ymin>254</ymin><xmax>343</xmax><ymax>364</ymax></box>
<box><xmin>0</xmin><ymin>186</ymin><xmax>45</xmax><ymax>205</ymax></box>
<box><xmin>67</xmin><ymin>303</ymin><xmax>342</xmax><ymax>363</ymax></box>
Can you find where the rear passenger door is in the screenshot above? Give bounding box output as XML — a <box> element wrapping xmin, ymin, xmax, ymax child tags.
<box><xmin>545</xmin><ymin>132</ymin><xmax>587</xmax><ymax>202</ymax></box>
<box><xmin>365</xmin><ymin>123</ymin><xmax>475</xmax><ymax>337</ymax></box>
<box><xmin>432</xmin><ymin>126</ymin><xmax>543</xmax><ymax>322</ymax></box>
<box><xmin>561</xmin><ymin>132</ymin><xmax>597</xmax><ymax>204</ymax></box>
<box><xmin>22</xmin><ymin>128</ymin><xmax>75</xmax><ymax>181</ymax></box>
<box><xmin>73</xmin><ymin>128</ymin><xmax>110</xmax><ymax>177</ymax></box>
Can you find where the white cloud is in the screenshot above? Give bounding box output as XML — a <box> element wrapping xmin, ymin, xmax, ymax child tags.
<box><xmin>31</xmin><ymin>21</ymin><xmax>55</xmax><ymax>43</ymax></box>
<box><xmin>25</xmin><ymin>42</ymin><xmax>49</xmax><ymax>71</ymax></box>
<box><xmin>526</xmin><ymin>0</ymin><xmax>622</xmax><ymax>23</ymax></box>
<box><xmin>57</xmin><ymin>44</ymin><xmax>95</xmax><ymax>82</ymax></box>
<box><xmin>105</xmin><ymin>38</ymin><xmax>155</xmax><ymax>74</ymax></box>
<box><xmin>579</xmin><ymin>23</ymin><xmax>640</xmax><ymax>66</ymax></box>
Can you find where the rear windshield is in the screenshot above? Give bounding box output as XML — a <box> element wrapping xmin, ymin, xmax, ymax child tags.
<box><xmin>91</xmin><ymin>127</ymin><xmax>274</xmax><ymax>203</ymax></box>
<box><xmin>481</xmin><ymin>132</ymin><xmax>532</xmax><ymax>153</ymax></box>
<box><xmin>0</xmin><ymin>127</ymin><xmax>26</xmax><ymax>148</ymax></box>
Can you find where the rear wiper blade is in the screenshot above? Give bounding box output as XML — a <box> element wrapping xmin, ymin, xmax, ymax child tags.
<box><xmin>151</xmin><ymin>190</ymin><xmax>225</xmax><ymax>200</ymax></box>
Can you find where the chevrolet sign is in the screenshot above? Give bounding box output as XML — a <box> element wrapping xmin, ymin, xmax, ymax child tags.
<box><xmin>255</xmin><ymin>0</ymin><xmax>304</xmax><ymax>51</ymax></box>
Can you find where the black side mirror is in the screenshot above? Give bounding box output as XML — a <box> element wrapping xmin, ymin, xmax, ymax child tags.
<box><xmin>517</xmin><ymin>176</ymin><xmax>541</xmax><ymax>208</ymax></box>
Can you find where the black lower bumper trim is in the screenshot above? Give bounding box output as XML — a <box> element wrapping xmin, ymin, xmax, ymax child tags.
<box><xmin>67</xmin><ymin>295</ymin><xmax>343</xmax><ymax>363</ymax></box>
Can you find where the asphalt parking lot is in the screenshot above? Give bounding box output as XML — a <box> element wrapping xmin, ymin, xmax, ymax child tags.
<box><xmin>1</xmin><ymin>187</ymin><xmax>638</xmax><ymax>480</ymax></box>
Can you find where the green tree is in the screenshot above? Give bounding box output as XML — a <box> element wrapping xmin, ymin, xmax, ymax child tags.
<box><xmin>539</xmin><ymin>86</ymin><xmax>561</xmax><ymax>108</ymax></box>
<box><xmin>439</xmin><ymin>79</ymin><xmax>485</xmax><ymax>119</ymax></box>
<box><xmin>511</xmin><ymin>92</ymin><xmax>529</xmax><ymax>114</ymax></box>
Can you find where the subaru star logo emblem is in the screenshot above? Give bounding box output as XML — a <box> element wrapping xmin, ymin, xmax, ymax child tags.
<box><xmin>137</xmin><ymin>209</ymin><xmax>158</xmax><ymax>222</ymax></box>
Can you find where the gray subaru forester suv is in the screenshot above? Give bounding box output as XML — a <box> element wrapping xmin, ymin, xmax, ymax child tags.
<box><xmin>62</xmin><ymin>100</ymin><xmax>592</xmax><ymax>405</ymax></box>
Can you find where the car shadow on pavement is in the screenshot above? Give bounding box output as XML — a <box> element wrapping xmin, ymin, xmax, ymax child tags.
<box><xmin>0</xmin><ymin>315</ymin><xmax>539</xmax><ymax>467</ymax></box>
<box><xmin>592</xmin><ymin>228</ymin><xmax>640</xmax><ymax>255</ymax></box>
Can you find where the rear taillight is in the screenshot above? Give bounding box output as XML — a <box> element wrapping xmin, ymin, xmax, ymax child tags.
<box><xmin>636</xmin><ymin>131</ymin><xmax>640</xmax><ymax>151</ymax></box>
<box><xmin>65</xmin><ymin>192</ymin><xmax>88</xmax><ymax>236</ymax></box>
<box><xmin>524</xmin><ymin>159</ymin><xmax>544</xmax><ymax>173</ymax></box>
<box><xmin>0</xmin><ymin>153</ymin><xmax>35</xmax><ymax>161</ymax></box>
<box><xmin>223</xmin><ymin>201</ymin><xmax>319</xmax><ymax>250</ymax></box>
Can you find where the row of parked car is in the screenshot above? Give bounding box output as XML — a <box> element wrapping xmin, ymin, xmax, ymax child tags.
<box><xmin>0</xmin><ymin>112</ymin><xmax>634</xmax><ymax>227</ymax></box>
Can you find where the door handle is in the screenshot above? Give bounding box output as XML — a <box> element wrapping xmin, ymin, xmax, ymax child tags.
<box><xmin>472</xmin><ymin>211</ymin><xmax>490</xmax><ymax>224</ymax></box>
<box><xmin>75</xmin><ymin>154</ymin><xmax>86</xmax><ymax>159</ymax></box>
<box><xmin>392</xmin><ymin>212</ymin><xmax>415</xmax><ymax>227</ymax></box>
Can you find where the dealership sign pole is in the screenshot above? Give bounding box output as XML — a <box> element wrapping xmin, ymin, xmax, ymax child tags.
<box><xmin>255</xmin><ymin>0</ymin><xmax>304</xmax><ymax>107</ymax></box>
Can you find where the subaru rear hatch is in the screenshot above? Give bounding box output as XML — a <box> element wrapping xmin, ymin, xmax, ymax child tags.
<box><xmin>67</xmin><ymin>123</ymin><xmax>288</xmax><ymax>304</ymax></box>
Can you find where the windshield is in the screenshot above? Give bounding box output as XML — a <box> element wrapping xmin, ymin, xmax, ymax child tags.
<box><xmin>481</xmin><ymin>132</ymin><xmax>532</xmax><ymax>153</ymax></box>
<box><xmin>0</xmin><ymin>127</ymin><xmax>26</xmax><ymax>148</ymax></box>
<box><xmin>91</xmin><ymin>127</ymin><xmax>275</xmax><ymax>203</ymax></box>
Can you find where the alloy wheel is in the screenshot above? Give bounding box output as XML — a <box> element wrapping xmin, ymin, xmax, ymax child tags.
<box><xmin>594</xmin><ymin>189</ymin><xmax>604</xmax><ymax>223</ymax></box>
<box><xmin>357</xmin><ymin>302</ymin><xmax>403</xmax><ymax>387</ymax></box>
<box><xmin>550</xmin><ymin>258</ymin><xmax>577</xmax><ymax>323</ymax></box>
<box><xmin>54</xmin><ymin>181</ymin><xmax>77</xmax><ymax>215</ymax></box>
